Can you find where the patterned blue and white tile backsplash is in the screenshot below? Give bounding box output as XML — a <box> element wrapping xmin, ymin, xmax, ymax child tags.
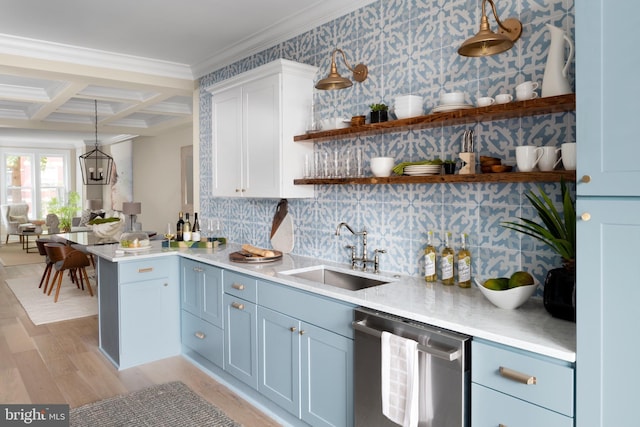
<box><xmin>198</xmin><ymin>0</ymin><xmax>576</xmax><ymax>292</ymax></box>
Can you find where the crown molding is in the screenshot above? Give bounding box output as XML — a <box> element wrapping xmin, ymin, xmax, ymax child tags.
<box><xmin>0</xmin><ymin>33</ymin><xmax>194</xmax><ymax>80</ymax></box>
<box><xmin>192</xmin><ymin>0</ymin><xmax>377</xmax><ymax>78</ymax></box>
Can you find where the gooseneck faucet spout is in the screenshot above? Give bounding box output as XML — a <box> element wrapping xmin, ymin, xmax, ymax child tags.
<box><xmin>335</xmin><ymin>222</ymin><xmax>358</xmax><ymax>236</ymax></box>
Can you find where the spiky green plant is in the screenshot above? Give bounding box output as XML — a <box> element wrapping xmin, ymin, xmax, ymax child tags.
<box><xmin>501</xmin><ymin>180</ymin><xmax>576</xmax><ymax>270</ymax></box>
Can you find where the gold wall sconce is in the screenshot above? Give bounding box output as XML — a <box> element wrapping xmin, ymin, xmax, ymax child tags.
<box><xmin>458</xmin><ymin>0</ymin><xmax>522</xmax><ymax>57</ymax></box>
<box><xmin>315</xmin><ymin>48</ymin><xmax>368</xmax><ymax>90</ymax></box>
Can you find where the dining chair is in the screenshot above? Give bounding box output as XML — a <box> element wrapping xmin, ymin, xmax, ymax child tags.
<box><xmin>44</xmin><ymin>243</ymin><xmax>93</xmax><ymax>302</ymax></box>
<box><xmin>35</xmin><ymin>238</ymin><xmax>57</xmax><ymax>293</ymax></box>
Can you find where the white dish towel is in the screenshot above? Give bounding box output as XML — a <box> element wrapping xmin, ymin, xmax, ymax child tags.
<box><xmin>381</xmin><ymin>331</ymin><xmax>420</xmax><ymax>427</ymax></box>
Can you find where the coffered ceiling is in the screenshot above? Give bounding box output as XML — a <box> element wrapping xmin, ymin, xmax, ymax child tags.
<box><xmin>0</xmin><ymin>0</ymin><xmax>375</xmax><ymax>147</ymax></box>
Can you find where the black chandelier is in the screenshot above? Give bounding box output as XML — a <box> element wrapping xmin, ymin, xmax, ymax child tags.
<box><xmin>79</xmin><ymin>100</ymin><xmax>114</xmax><ymax>185</ymax></box>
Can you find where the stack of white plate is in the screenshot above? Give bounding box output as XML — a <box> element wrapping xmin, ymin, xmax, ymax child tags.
<box><xmin>404</xmin><ymin>164</ymin><xmax>442</xmax><ymax>175</ymax></box>
<box><xmin>432</xmin><ymin>91</ymin><xmax>474</xmax><ymax>113</ymax></box>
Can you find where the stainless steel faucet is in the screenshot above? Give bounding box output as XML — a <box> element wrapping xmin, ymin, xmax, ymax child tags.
<box><xmin>335</xmin><ymin>222</ymin><xmax>383</xmax><ymax>272</ymax></box>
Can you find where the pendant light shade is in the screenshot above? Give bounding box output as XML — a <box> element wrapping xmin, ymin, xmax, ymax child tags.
<box><xmin>315</xmin><ymin>48</ymin><xmax>368</xmax><ymax>90</ymax></box>
<box><xmin>458</xmin><ymin>0</ymin><xmax>522</xmax><ymax>57</ymax></box>
<box><xmin>79</xmin><ymin>100</ymin><xmax>114</xmax><ymax>185</ymax></box>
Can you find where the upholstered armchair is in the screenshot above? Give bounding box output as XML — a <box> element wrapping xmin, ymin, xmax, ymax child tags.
<box><xmin>1</xmin><ymin>203</ymin><xmax>31</xmax><ymax>243</ymax></box>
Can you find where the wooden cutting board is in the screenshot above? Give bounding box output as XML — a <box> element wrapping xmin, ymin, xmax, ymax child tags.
<box><xmin>270</xmin><ymin>199</ymin><xmax>294</xmax><ymax>253</ymax></box>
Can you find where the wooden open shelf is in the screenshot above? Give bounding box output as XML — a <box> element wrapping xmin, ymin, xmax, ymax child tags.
<box><xmin>294</xmin><ymin>94</ymin><xmax>576</xmax><ymax>142</ymax></box>
<box><xmin>294</xmin><ymin>170</ymin><xmax>576</xmax><ymax>185</ymax></box>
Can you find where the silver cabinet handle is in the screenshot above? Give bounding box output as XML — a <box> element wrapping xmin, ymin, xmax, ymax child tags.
<box><xmin>352</xmin><ymin>320</ymin><xmax>461</xmax><ymax>361</ymax></box>
<box><xmin>232</xmin><ymin>283</ymin><xmax>245</xmax><ymax>290</ymax></box>
<box><xmin>194</xmin><ymin>331</ymin><xmax>206</xmax><ymax>340</ymax></box>
<box><xmin>499</xmin><ymin>366</ymin><xmax>537</xmax><ymax>385</ymax></box>
<box><xmin>231</xmin><ymin>302</ymin><xmax>244</xmax><ymax>310</ymax></box>
<box><xmin>193</xmin><ymin>267</ymin><xmax>204</xmax><ymax>272</ymax></box>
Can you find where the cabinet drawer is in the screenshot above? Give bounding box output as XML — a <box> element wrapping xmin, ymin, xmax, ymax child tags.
<box><xmin>258</xmin><ymin>280</ymin><xmax>354</xmax><ymax>338</ymax></box>
<box><xmin>119</xmin><ymin>259</ymin><xmax>169</xmax><ymax>283</ymax></box>
<box><xmin>472</xmin><ymin>383</ymin><xmax>573</xmax><ymax>427</ymax></box>
<box><xmin>472</xmin><ymin>340</ymin><xmax>574</xmax><ymax>417</ymax></box>
<box><xmin>223</xmin><ymin>270</ymin><xmax>257</xmax><ymax>302</ymax></box>
<box><xmin>181</xmin><ymin>310</ymin><xmax>223</xmax><ymax>367</ymax></box>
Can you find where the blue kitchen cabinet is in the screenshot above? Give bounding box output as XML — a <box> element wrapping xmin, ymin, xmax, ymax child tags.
<box><xmin>180</xmin><ymin>258</ymin><xmax>223</xmax><ymax>327</ymax></box>
<box><xmin>98</xmin><ymin>256</ymin><xmax>180</xmax><ymax>370</ymax></box>
<box><xmin>576</xmin><ymin>1</ymin><xmax>640</xmax><ymax>196</ymax></box>
<box><xmin>258</xmin><ymin>279</ymin><xmax>354</xmax><ymax>427</ymax></box>
<box><xmin>471</xmin><ymin>339</ymin><xmax>574</xmax><ymax>426</ymax></box>
<box><xmin>576</xmin><ymin>198</ymin><xmax>640</xmax><ymax>425</ymax></box>
<box><xmin>258</xmin><ymin>306</ymin><xmax>300</xmax><ymax>415</ymax></box>
<box><xmin>180</xmin><ymin>258</ymin><xmax>224</xmax><ymax>367</ymax></box>
<box><xmin>223</xmin><ymin>270</ymin><xmax>258</xmax><ymax>390</ymax></box>
<box><xmin>300</xmin><ymin>321</ymin><xmax>353</xmax><ymax>427</ymax></box>
<box><xmin>576</xmin><ymin>0</ymin><xmax>640</xmax><ymax>425</ymax></box>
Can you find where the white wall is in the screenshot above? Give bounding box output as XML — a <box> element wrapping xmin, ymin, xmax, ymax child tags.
<box><xmin>132</xmin><ymin>124</ymin><xmax>193</xmax><ymax>234</ymax></box>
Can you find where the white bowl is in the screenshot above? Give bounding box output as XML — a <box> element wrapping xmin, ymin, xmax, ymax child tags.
<box><xmin>440</xmin><ymin>91</ymin><xmax>465</xmax><ymax>105</ymax></box>
<box><xmin>395</xmin><ymin>108</ymin><xmax>423</xmax><ymax>119</ymax></box>
<box><xmin>474</xmin><ymin>278</ymin><xmax>537</xmax><ymax>309</ymax></box>
<box><xmin>395</xmin><ymin>95</ymin><xmax>424</xmax><ymax>108</ymax></box>
<box><xmin>370</xmin><ymin>157</ymin><xmax>395</xmax><ymax>177</ymax></box>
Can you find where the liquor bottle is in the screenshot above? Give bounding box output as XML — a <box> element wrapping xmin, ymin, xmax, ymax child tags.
<box><xmin>183</xmin><ymin>213</ymin><xmax>192</xmax><ymax>241</ymax></box>
<box><xmin>457</xmin><ymin>233</ymin><xmax>472</xmax><ymax>288</ymax></box>
<box><xmin>176</xmin><ymin>212</ymin><xmax>184</xmax><ymax>241</ymax></box>
<box><xmin>191</xmin><ymin>212</ymin><xmax>201</xmax><ymax>242</ymax></box>
<box><xmin>440</xmin><ymin>231</ymin><xmax>454</xmax><ymax>285</ymax></box>
<box><xmin>424</xmin><ymin>230</ymin><xmax>437</xmax><ymax>282</ymax></box>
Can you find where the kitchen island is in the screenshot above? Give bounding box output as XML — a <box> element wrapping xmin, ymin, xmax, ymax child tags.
<box><xmin>89</xmin><ymin>240</ymin><xmax>575</xmax><ymax>362</ymax></box>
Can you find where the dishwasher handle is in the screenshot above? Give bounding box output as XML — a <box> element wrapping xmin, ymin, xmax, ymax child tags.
<box><xmin>352</xmin><ymin>320</ymin><xmax>461</xmax><ymax>362</ymax></box>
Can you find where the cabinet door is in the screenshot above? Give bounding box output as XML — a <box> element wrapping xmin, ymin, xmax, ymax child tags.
<box><xmin>472</xmin><ymin>384</ymin><xmax>573</xmax><ymax>427</ymax></box>
<box><xmin>223</xmin><ymin>294</ymin><xmax>258</xmax><ymax>389</ymax></box>
<box><xmin>576</xmin><ymin>198</ymin><xmax>640</xmax><ymax>425</ymax></box>
<box><xmin>577</xmin><ymin>1</ymin><xmax>640</xmax><ymax>195</ymax></box>
<box><xmin>180</xmin><ymin>259</ymin><xmax>200</xmax><ymax>316</ymax></box>
<box><xmin>201</xmin><ymin>263</ymin><xmax>223</xmax><ymax>327</ymax></box>
<box><xmin>301</xmin><ymin>322</ymin><xmax>353</xmax><ymax>427</ymax></box>
<box><xmin>243</xmin><ymin>74</ymin><xmax>280</xmax><ymax>198</ymax></box>
<box><xmin>258</xmin><ymin>306</ymin><xmax>300</xmax><ymax>416</ymax></box>
<box><xmin>120</xmin><ymin>278</ymin><xmax>180</xmax><ymax>369</ymax></box>
<box><xmin>212</xmin><ymin>86</ymin><xmax>243</xmax><ymax>197</ymax></box>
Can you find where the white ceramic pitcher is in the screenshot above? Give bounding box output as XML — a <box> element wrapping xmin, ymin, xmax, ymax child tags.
<box><xmin>541</xmin><ymin>24</ymin><xmax>574</xmax><ymax>97</ymax></box>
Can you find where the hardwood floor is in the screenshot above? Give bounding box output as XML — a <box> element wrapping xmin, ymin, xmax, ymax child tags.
<box><xmin>0</xmin><ymin>261</ymin><xmax>281</xmax><ymax>427</ymax></box>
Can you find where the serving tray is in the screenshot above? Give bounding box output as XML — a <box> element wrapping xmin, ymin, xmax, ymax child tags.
<box><xmin>229</xmin><ymin>250</ymin><xmax>283</xmax><ymax>263</ymax></box>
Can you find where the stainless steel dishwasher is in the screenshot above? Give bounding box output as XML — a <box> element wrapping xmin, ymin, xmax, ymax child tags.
<box><xmin>353</xmin><ymin>307</ymin><xmax>470</xmax><ymax>427</ymax></box>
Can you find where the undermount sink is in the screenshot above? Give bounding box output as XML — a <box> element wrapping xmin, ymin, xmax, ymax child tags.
<box><xmin>279</xmin><ymin>265</ymin><xmax>395</xmax><ymax>291</ymax></box>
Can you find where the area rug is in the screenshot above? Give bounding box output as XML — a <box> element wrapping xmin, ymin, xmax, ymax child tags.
<box><xmin>5</xmin><ymin>276</ymin><xmax>97</xmax><ymax>325</ymax></box>
<box><xmin>70</xmin><ymin>381</ymin><xmax>242</xmax><ymax>427</ymax></box>
<box><xmin>0</xmin><ymin>243</ymin><xmax>44</xmax><ymax>266</ymax></box>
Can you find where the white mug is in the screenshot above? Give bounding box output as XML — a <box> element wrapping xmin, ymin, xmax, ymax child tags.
<box><xmin>495</xmin><ymin>93</ymin><xmax>513</xmax><ymax>104</ymax></box>
<box><xmin>516</xmin><ymin>146</ymin><xmax>543</xmax><ymax>172</ymax></box>
<box><xmin>561</xmin><ymin>142</ymin><xmax>577</xmax><ymax>170</ymax></box>
<box><xmin>477</xmin><ymin>96</ymin><xmax>495</xmax><ymax>107</ymax></box>
<box><xmin>516</xmin><ymin>81</ymin><xmax>539</xmax><ymax>92</ymax></box>
<box><xmin>516</xmin><ymin>90</ymin><xmax>539</xmax><ymax>101</ymax></box>
<box><xmin>538</xmin><ymin>146</ymin><xmax>562</xmax><ymax>171</ymax></box>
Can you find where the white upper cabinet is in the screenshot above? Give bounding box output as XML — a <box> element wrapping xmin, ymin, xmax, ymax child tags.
<box><xmin>207</xmin><ymin>59</ymin><xmax>317</xmax><ymax>198</ymax></box>
<box><xmin>577</xmin><ymin>1</ymin><xmax>640</xmax><ymax>196</ymax></box>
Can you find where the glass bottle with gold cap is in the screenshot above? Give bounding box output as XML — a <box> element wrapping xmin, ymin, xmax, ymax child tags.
<box><xmin>424</xmin><ymin>230</ymin><xmax>437</xmax><ymax>282</ymax></box>
<box><xmin>457</xmin><ymin>233</ymin><xmax>472</xmax><ymax>288</ymax></box>
<box><xmin>440</xmin><ymin>231</ymin><xmax>454</xmax><ymax>285</ymax></box>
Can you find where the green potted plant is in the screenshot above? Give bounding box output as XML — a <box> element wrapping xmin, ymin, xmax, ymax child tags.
<box><xmin>369</xmin><ymin>103</ymin><xmax>389</xmax><ymax>123</ymax></box>
<box><xmin>443</xmin><ymin>159</ymin><xmax>457</xmax><ymax>174</ymax></box>
<box><xmin>501</xmin><ymin>180</ymin><xmax>576</xmax><ymax>321</ymax></box>
<box><xmin>47</xmin><ymin>191</ymin><xmax>81</xmax><ymax>232</ymax></box>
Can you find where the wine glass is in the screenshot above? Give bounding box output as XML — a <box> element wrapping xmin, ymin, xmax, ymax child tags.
<box><xmin>164</xmin><ymin>223</ymin><xmax>175</xmax><ymax>246</ymax></box>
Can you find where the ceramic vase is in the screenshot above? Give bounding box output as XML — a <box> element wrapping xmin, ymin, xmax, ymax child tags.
<box><xmin>541</xmin><ymin>24</ymin><xmax>574</xmax><ymax>97</ymax></box>
<box><xmin>543</xmin><ymin>267</ymin><xmax>576</xmax><ymax>322</ymax></box>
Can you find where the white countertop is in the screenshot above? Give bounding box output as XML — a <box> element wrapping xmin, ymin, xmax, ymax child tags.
<box><xmin>89</xmin><ymin>241</ymin><xmax>576</xmax><ymax>362</ymax></box>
